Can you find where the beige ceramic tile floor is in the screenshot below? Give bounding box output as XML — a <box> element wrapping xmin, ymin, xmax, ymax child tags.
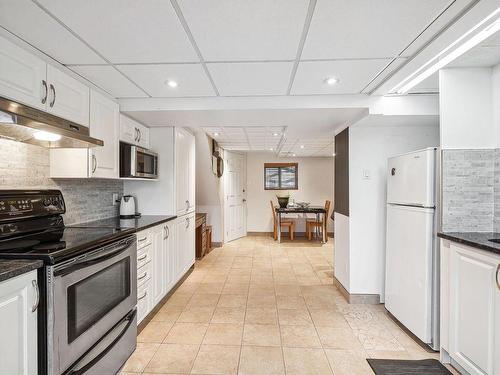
<box><xmin>121</xmin><ymin>235</ymin><xmax>439</xmax><ymax>375</ymax></box>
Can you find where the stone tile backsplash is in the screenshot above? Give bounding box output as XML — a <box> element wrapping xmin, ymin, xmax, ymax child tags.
<box><xmin>0</xmin><ymin>139</ymin><xmax>123</xmax><ymax>224</ymax></box>
<box><xmin>442</xmin><ymin>149</ymin><xmax>495</xmax><ymax>232</ymax></box>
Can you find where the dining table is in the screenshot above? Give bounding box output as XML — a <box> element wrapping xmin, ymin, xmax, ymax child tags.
<box><xmin>275</xmin><ymin>205</ymin><xmax>328</xmax><ymax>243</ymax></box>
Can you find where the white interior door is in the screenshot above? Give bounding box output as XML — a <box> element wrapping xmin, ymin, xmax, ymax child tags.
<box><xmin>224</xmin><ymin>151</ymin><xmax>247</xmax><ymax>242</ymax></box>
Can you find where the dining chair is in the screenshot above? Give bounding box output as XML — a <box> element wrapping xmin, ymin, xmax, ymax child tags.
<box><xmin>306</xmin><ymin>200</ymin><xmax>331</xmax><ymax>241</ymax></box>
<box><xmin>270</xmin><ymin>201</ymin><xmax>295</xmax><ymax>240</ymax></box>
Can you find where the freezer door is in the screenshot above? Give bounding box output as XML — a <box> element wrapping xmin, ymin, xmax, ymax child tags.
<box><xmin>385</xmin><ymin>204</ymin><xmax>434</xmax><ymax>344</ymax></box>
<box><xmin>387</xmin><ymin>148</ymin><xmax>436</xmax><ymax>207</ymax></box>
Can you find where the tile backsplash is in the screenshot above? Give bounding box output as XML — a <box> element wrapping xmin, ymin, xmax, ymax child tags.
<box><xmin>0</xmin><ymin>139</ymin><xmax>123</xmax><ymax>224</ymax></box>
<box><xmin>441</xmin><ymin>149</ymin><xmax>495</xmax><ymax>232</ymax></box>
<box><xmin>495</xmin><ymin>149</ymin><xmax>500</xmax><ymax>232</ymax></box>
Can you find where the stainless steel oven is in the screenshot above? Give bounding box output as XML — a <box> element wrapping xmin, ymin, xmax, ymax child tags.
<box><xmin>120</xmin><ymin>142</ymin><xmax>158</xmax><ymax>179</ymax></box>
<box><xmin>46</xmin><ymin>235</ymin><xmax>137</xmax><ymax>375</ymax></box>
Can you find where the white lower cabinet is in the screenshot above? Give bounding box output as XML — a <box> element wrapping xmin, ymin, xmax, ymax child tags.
<box><xmin>0</xmin><ymin>270</ymin><xmax>38</xmax><ymax>375</ymax></box>
<box><xmin>136</xmin><ymin>220</ymin><xmax>182</xmax><ymax>324</ymax></box>
<box><xmin>441</xmin><ymin>240</ymin><xmax>500</xmax><ymax>375</ymax></box>
<box><xmin>175</xmin><ymin>214</ymin><xmax>196</xmax><ymax>276</ymax></box>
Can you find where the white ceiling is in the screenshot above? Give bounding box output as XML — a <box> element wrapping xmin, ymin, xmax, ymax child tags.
<box><xmin>0</xmin><ymin>0</ymin><xmax>472</xmax><ymax>100</ymax></box>
<box><xmin>0</xmin><ymin>0</ymin><xmax>475</xmax><ymax>155</ymax></box>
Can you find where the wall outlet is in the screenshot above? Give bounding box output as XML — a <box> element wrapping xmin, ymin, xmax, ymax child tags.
<box><xmin>362</xmin><ymin>169</ymin><xmax>371</xmax><ymax>180</ymax></box>
<box><xmin>112</xmin><ymin>193</ymin><xmax>119</xmax><ymax>206</ymax></box>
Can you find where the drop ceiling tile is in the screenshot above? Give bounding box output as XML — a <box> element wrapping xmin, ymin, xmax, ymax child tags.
<box><xmin>0</xmin><ymin>0</ymin><xmax>105</xmax><ymax>64</ymax></box>
<box><xmin>291</xmin><ymin>59</ymin><xmax>390</xmax><ymax>95</ymax></box>
<box><xmin>117</xmin><ymin>64</ymin><xmax>215</xmax><ymax>97</ymax></box>
<box><xmin>70</xmin><ymin>65</ymin><xmax>147</xmax><ymax>98</ymax></box>
<box><xmin>178</xmin><ymin>0</ymin><xmax>309</xmax><ymax>61</ymax></box>
<box><xmin>37</xmin><ymin>0</ymin><xmax>198</xmax><ymax>63</ymax></box>
<box><xmin>208</xmin><ymin>62</ymin><xmax>294</xmax><ymax>96</ymax></box>
<box><xmin>302</xmin><ymin>0</ymin><xmax>452</xmax><ymax>59</ymax></box>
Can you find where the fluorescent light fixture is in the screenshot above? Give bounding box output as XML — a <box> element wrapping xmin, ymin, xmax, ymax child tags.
<box><xmin>33</xmin><ymin>131</ymin><xmax>61</xmax><ymax>142</ymax></box>
<box><xmin>166</xmin><ymin>80</ymin><xmax>178</xmax><ymax>88</ymax></box>
<box><xmin>393</xmin><ymin>13</ymin><xmax>500</xmax><ymax>94</ymax></box>
<box><xmin>325</xmin><ymin>77</ymin><xmax>340</xmax><ymax>85</ymax></box>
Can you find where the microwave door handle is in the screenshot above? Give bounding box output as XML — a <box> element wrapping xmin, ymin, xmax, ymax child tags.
<box><xmin>131</xmin><ymin>146</ymin><xmax>137</xmax><ymax>176</ymax></box>
<box><xmin>65</xmin><ymin>309</ymin><xmax>136</xmax><ymax>375</ymax></box>
<box><xmin>54</xmin><ymin>239</ymin><xmax>134</xmax><ymax>277</ymax></box>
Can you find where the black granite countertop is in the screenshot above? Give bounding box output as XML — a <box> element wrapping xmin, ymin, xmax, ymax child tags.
<box><xmin>438</xmin><ymin>232</ymin><xmax>500</xmax><ymax>256</ymax></box>
<box><xmin>70</xmin><ymin>215</ymin><xmax>177</xmax><ymax>232</ymax></box>
<box><xmin>0</xmin><ymin>259</ymin><xmax>43</xmax><ymax>283</ymax></box>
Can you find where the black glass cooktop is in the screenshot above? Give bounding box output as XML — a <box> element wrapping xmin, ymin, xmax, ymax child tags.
<box><xmin>0</xmin><ymin>226</ymin><xmax>134</xmax><ymax>264</ymax></box>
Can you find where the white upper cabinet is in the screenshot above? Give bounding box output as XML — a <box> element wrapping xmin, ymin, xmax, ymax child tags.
<box><xmin>46</xmin><ymin>65</ymin><xmax>89</xmax><ymax>126</ymax></box>
<box><xmin>446</xmin><ymin>242</ymin><xmax>500</xmax><ymax>375</ymax></box>
<box><xmin>89</xmin><ymin>90</ymin><xmax>119</xmax><ymax>179</ymax></box>
<box><xmin>50</xmin><ymin>90</ymin><xmax>118</xmax><ymax>179</ymax></box>
<box><xmin>175</xmin><ymin>128</ymin><xmax>195</xmax><ymax>216</ymax></box>
<box><xmin>0</xmin><ymin>271</ymin><xmax>38</xmax><ymax>375</ymax></box>
<box><xmin>0</xmin><ymin>35</ymin><xmax>47</xmax><ymax>110</ymax></box>
<box><xmin>0</xmin><ymin>35</ymin><xmax>90</xmax><ymax>126</ymax></box>
<box><xmin>119</xmin><ymin>114</ymin><xmax>150</xmax><ymax>148</ymax></box>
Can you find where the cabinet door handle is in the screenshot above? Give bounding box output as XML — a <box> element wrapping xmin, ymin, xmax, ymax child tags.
<box><xmin>164</xmin><ymin>225</ymin><xmax>169</xmax><ymax>240</ymax></box>
<box><xmin>138</xmin><ymin>236</ymin><xmax>148</xmax><ymax>242</ymax></box>
<box><xmin>41</xmin><ymin>80</ymin><xmax>48</xmax><ymax>104</ymax></box>
<box><xmin>134</xmin><ymin>128</ymin><xmax>139</xmax><ymax>142</ymax></box>
<box><xmin>185</xmin><ymin>218</ymin><xmax>190</xmax><ymax>228</ymax></box>
<box><xmin>138</xmin><ymin>290</ymin><xmax>148</xmax><ymax>300</ymax></box>
<box><xmin>138</xmin><ymin>129</ymin><xmax>142</xmax><ymax>142</ymax></box>
<box><xmin>166</xmin><ymin>225</ymin><xmax>170</xmax><ymax>239</ymax></box>
<box><xmin>92</xmin><ymin>154</ymin><xmax>97</xmax><ymax>173</ymax></box>
<box><xmin>185</xmin><ymin>200</ymin><xmax>189</xmax><ymax>211</ymax></box>
<box><xmin>496</xmin><ymin>264</ymin><xmax>500</xmax><ymax>290</ymax></box>
<box><xmin>138</xmin><ymin>272</ymin><xmax>148</xmax><ymax>281</ymax></box>
<box><xmin>49</xmin><ymin>83</ymin><xmax>56</xmax><ymax>108</ymax></box>
<box><xmin>138</xmin><ymin>253</ymin><xmax>148</xmax><ymax>261</ymax></box>
<box><xmin>31</xmin><ymin>280</ymin><xmax>40</xmax><ymax>312</ymax></box>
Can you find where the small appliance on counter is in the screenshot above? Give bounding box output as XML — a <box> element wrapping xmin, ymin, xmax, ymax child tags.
<box><xmin>120</xmin><ymin>195</ymin><xmax>141</xmax><ymax>219</ymax></box>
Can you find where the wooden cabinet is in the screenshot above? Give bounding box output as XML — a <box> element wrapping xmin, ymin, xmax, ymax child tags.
<box><xmin>45</xmin><ymin>65</ymin><xmax>89</xmax><ymax>126</ymax></box>
<box><xmin>0</xmin><ymin>35</ymin><xmax>47</xmax><ymax>110</ymax></box>
<box><xmin>441</xmin><ymin>241</ymin><xmax>500</xmax><ymax>375</ymax></box>
<box><xmin>0</xmin><ymin>35</ymin><xmax>89</xmax><ymax>125</ymax></box>
<box><xmin>0</xmin><ymin>271</ymin><xmax>38</xmax><ymax>375</ymax></box>
<box><xmin>195</xmin><ymin>213</ymin><xmax>207</xmax><ymax>259</ymax></box>
<box><xmin>175</xmin><ymin>128</ymin><xmax>195</xmax><ymax>216</ymax></box>
<box><xmin>119</xmin><ymin>114</ymin><xmax>150</xmax><ymax>148</ymax></box>
<box><xmin>50</xmin><ymin>89</ymin><xmax>119</xmax><ymax>179</ymax></box>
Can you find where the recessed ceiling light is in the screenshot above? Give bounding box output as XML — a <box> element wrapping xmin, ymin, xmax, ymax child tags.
<box><xmin>273</xmin><ymin>132</ymin><xmax>279</xmax><ymax>136</ymax></box>
<box><xmin>332</xmin><ymin>153</ymin><xmax>336</xmax><ymax>157</ymax></box>
<box><xmin>165</xmin><ymin>80</ymin><xmax>178</xmax><ymax>88</ymax></box>
<box><xmin>269</xmin><ymin>148</ymin><xmax>273</xmax><ymax>151</ymax></box>
<box><xmin>33</xmin><ymin>131</ymin><xmax>61</xmax><ymax>142</ymax></box>
<box><xmin>292</xmin><ymin>153</ymin><xmax>296</xmax><ymax>157</ymax></box>
<box><xmin>324</xmin><ymin>77</ymin><xmax>340</xmax><ymax>85</ymax></box>
<box><xmin>300</xmin><ymin>145</ymin><xmax>304</xmax><ymax>149</ymax></box>
<box><xmin>213</xmin><ymin>132</ymin><xmax>219</xmax><ymax>137</ymax></box>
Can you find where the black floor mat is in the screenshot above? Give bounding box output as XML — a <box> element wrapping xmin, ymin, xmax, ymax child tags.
<box><xmin>367</xmin><ymin>359</ymin><xmax>452</xmax><ymax>375</ymax></box>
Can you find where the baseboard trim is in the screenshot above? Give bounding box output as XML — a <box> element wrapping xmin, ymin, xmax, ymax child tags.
<box><xmin>333</xmin><ymin>276</ymin><xmax>380</xmax><ymax>305</ymax></box>
<box><xmin>212</xmin><ymin>241</ymin><xmax>222</xmax><ymax>248</ymax></box>
<box><xmin>137</xmin><ymin>265</ymin><xmax>194</xmax><ymax>333</ymax></box>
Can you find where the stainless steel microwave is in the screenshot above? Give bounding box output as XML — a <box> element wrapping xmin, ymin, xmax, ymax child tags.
<box><xmin>120</xmin><ymin>142</ymin><xmax>158</xmax><ymax>179</ymax></box>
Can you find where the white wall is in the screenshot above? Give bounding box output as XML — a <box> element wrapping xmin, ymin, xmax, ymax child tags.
<box><xmin>334</xmin><ymin>212</ymin><xmax>350</xmax><ymax>290</ymax></box>
<box><xmin>345</xmin><ymin>119</ymin><xmax>439</xmax><ymax>297</ymax></box>
<box><xmin>246</xmin><ymin>152</ymin><xmax>334</xmax><ymax>233</ymax></box>
<box><xmin>439</xmin><ymin>68</ymin><xmax>495</xmax><ymax>149</ymax></box>
<box><xmin>492</xmin><ymin>64</ymin><xmax>500</xmax><ymax>148</ymax></box>
<box><xmin>194</xmin><ymin>130</ymin><xmax>224</xmax><ymax>243</ymax></box>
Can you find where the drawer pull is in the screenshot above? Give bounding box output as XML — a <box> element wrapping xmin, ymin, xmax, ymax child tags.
<box><xmin>31</xmin><ymin>280</ymin><xmax>40</xmax><ymax>312</ymax></box>
<box><xmin>138</xmin><ymin>272</ymin><xmax>148</xmax><ymax>281</ymax></box>
<box><xmin>138</xmin><ymin>290</ymin><xmax>148</xmax><ymax>300</ymax></box>
<box><xmin>496</xmin><ymin>264</ymin><xmax>500</xmax><ymax>290</ymax></box>
<box><xmin>138</xmin><ymin>254</ymin><xmax>148</xmax><ymax>261</ymax></box>
<box><xmin>138</xmin><ymin>236</ymin><xmax>148</xmax><ymax>242</ymax></box>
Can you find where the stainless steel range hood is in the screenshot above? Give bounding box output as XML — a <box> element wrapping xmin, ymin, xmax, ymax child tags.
<box><xmin>0</xmin><ymin>96</ymin><xmax>103</xmax><ymax>148</ymax></box>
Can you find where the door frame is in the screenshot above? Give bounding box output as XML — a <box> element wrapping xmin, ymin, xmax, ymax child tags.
<box><xmin>223</xmin><ymin>151</ymin><xmax>247</xmax><ymax>243</ymax></box>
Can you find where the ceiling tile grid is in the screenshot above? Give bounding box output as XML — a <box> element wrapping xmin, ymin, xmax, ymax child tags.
<box><xmin>0</xmin><ymin>0</ymin><xmax>467</xmax><ymax>99</ymax></box>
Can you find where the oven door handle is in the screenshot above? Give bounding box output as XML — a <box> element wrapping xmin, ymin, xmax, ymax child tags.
<box><xmin>64</xmin><ymin>309</ymin><xmax>136</xmax><ymax>375</ymax></box>
<box><xmin>55</xmin><ymin>238</ymin><xmax>134</xmax><ymax>277</ymax></box>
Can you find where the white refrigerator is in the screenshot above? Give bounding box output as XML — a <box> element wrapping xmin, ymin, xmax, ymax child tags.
<box><xmin>385</xmin><ymin>147</ymin><xmax>440</xmax><ymax>350</ymax></box>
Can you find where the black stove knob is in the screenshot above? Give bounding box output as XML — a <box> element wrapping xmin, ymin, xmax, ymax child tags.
<box><xmin>43</xmin><ymin>198</ymin><xmax>51</xmax><ymax>207</ymax></box>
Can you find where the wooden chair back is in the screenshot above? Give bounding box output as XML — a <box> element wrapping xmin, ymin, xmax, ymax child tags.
<box><xmin>270</xmin><ymin>200</ymin><xmax>276</xmax><ymax>222</ymax></box>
